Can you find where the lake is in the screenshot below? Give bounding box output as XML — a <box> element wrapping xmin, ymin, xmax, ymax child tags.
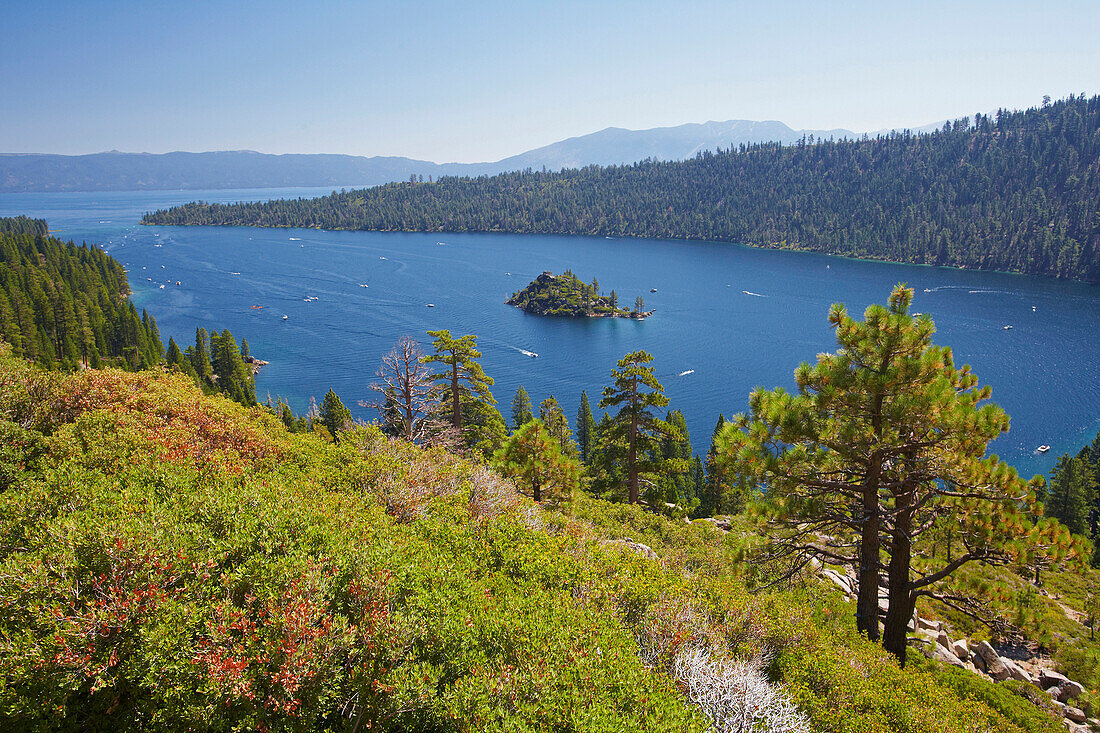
<box><xmin>2</xmin><ymin>187</ymin><xmax>1099</xmax><ymax>478</ymax></box>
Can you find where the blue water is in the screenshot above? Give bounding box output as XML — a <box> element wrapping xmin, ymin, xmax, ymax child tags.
<box><xmin>2</xmin><ymin>188</ymin><xmax>1099</xmax><ymax>478</ymax></box>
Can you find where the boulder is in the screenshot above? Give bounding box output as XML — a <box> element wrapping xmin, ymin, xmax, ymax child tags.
<box><xmin>975</xmin><ymin>641</ymin><xmax>1010</xmax><ymax>682</ymax></box>
<box><xmin>1040</xmin><ymin>669</ymin><xmax>1072</xmax><ymax>690</ymax></box>
<box><xmin>936</xmin><ymin>630</ymin><xmax>953</xmax><ymax>651</ymax></box>
<box><xmin>950</xmin><ymin>638</ymin><xmax>970</xmax><ymax>661</ymax></box>
<box><xmin>1063</xmin><ymin>705</ymin><xmax>1087</xmax><ymax>724</ymax></box>
<box><xmin>1001</xmin><ymin>657</ymin><xmax>1033</xmax><ymax>684</ymax></box>
<box><xmin>821</xmin><ymin>568</ymin><xmax>852</xmax><ymax>595</ymax></box>
<box><xmin>971</xmin><ymin>651</ymin><xmax>987</xmax><ymax>672</ymax></box>
<box><xmin>930</xmin><ymin>643</ymin><xmax>966</xmax><ymax>669</ymax></box>
<box><xmin>1057</xmin><ymin>679</ymin><xmax>1086</xmax><ymax>703</ymax></box>
<box><xmin>916</xmin><ymin>616</ymin><xmax>942</xmax><ymax>632</ymax></box>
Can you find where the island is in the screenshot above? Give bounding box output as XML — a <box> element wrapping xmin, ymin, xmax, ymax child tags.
<box><xmin>507</xmin><ymin>270</ymin><xmax>653</xmax><ymax>319</ymax></box>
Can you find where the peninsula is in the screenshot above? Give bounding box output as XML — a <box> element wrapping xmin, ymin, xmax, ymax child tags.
<box><xmin>507</xmin><ymin>270</ymin><xmax>653</xmax><ymax>318</ymax></box>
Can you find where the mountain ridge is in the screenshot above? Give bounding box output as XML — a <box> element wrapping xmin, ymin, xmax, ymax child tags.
<box><xmin>0</xmin><ymin>118</ymin><xmax>941</xmax><ymax>192</ymax></box>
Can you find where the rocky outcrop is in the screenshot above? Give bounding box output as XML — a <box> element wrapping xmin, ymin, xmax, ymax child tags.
<box><xmin>602</xmin><ymin>537</ymin><xmax>659</xmax><ymax>561</ymax></box>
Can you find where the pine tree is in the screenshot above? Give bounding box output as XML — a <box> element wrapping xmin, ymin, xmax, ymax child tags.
<box><xmin>424</xmin><ymin>330</ymin><xmax>502</xmax><ymax>455</ymax></box>
<box><xmin>190</xmin><ymin>327</ymin><xmax>213</xmax><ymax>385</ymax></box>
<box><xmin>576</xmin><ymin>390</ymin><xmax>597</xmax><ymax>464</ymax></box>
<box><xmin>598</xmin><ymin>350</ymin><xmax>675</xmax><ymax>504</ymax></box>
<box><xmin>1048</xmin><ymin>454</ymin><xmax>1096</xmax><ymax>536</ymax></box>
<box><xmin>719</xmin><ymin>284</ymin><xmax>1083</xmax><ymax>665</ymax></box>
<box><xmin>511</xmin><ymin>385</ymin><xmax>534</xmax><ymax>430</ymax></box>
<box><xmin>319</xmin><ymin>389</ymin><xmax>353</xmax><ymax>444</ymax></box>
<box><xmin>210</xmin><ymin>330</ymin><xmax>256</xmax><ymax>406</ymax></box>
<box><xmin>538</xmin><ymin>395</ymin><xmax>577</xmax><ymax>458</ymax></box>
<box><xmin>493</xmin><ymin>419</ymin><xmax>580</xmax><ymax>504</ymax></box>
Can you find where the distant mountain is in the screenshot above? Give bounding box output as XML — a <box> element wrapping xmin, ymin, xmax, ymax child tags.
<box><xmin>0</xmin><ymin>119</ymin><xmax>935</xmax><ymax>193</ymax></box>
<box><xmin>478</xmin><ymin>120</ymin><xmax>859</xmax><ymax>171</ymax></box>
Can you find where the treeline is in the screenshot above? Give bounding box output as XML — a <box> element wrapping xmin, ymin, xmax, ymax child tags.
<box><xmin>145</xmin><ymin>95</ymin><xmax>1100</xmax><ymax>282</ymax></box>
<box><xmin>0</xmin><ymin>221</ymin><xmax>164</xmax><ymax>370</ymax></box>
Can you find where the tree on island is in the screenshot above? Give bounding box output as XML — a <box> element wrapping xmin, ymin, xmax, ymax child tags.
<box><xmin>599</xmin><ymin>350</ymin><xmax>675</xmax><ymax>504</ymax></box>
<box><xmin>511</xmin><ymin>386</ymin><xmax>534</xmax><ymax>430</ymax></box>
<box><xmin>366</xmin><ymin>335</ymin><xmax>441</xmax><ymax>444</ymax></box>
<box><xmin>493</xmin><ymin>419</ymin><xmax>580</xmax><ymax>504</ymax></box>
<box><xmin>718</xmin><ymin>284</ymin><xmax>1083</xmax><ymax>665</ymax></box>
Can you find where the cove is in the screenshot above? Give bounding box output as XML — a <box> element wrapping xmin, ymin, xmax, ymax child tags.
<box><xmin>2</xmin><ymin>187</ymin><xmax>1098</xmax><ymax>479</ymax></box>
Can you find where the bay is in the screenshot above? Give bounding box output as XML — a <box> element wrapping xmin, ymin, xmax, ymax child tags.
<box><xmin>2</xmin><ymin>187</ymin><xmax>1098</xmax><ymax>479</ymax></box>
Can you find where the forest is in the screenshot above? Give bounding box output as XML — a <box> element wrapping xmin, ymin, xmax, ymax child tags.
<box><xmin>0</xmin><ymin>218</ymin><xmax>164</xmax><ymax>370</ymax></box>
<box><xmin>144</xmin><ymin>95</ymin><xmax>1100</xmax><ymax>282</ymax></box>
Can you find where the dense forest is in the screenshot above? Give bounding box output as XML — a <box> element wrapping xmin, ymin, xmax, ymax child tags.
<box><xmin>0</xmin><ymin>218</ymin><xmax>164</xmax><ymax>370</ymax></box>
<box><xmin>144</xmin><ymin>95</ymin><xmax>1100</xmax><ymax>282</ymax></box>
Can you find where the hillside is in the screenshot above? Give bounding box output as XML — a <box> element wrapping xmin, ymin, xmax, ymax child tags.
<box><xmin>144</xmin><ymin>95</ymin><xmax>1100</xmax><ymax>283</ymax></box>
<box><xmin>0</xmin><ymin>217</ymin><xmax>164</xmax><ymax>370</ymax></box>
<box><xmin>0</xmin><ymin>344</ymin><xmax>1093</xmax><ymax>731</ymax></box>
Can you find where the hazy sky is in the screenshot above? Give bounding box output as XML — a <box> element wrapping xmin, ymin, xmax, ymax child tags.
<box><xmin>3</xmin><ymin>0</ymin><xmax>1098</xmax><ymax>162</ymax></box>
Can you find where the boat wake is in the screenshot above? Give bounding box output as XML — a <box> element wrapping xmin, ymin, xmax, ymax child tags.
<box><xmin>742</xmin><ymin>290</ymin><xmax>766</xmax><ymax>297</ymax></box>
<box><xmin>289</xmin><ymin>237</ymin><xmax>301</xmax><ymax>241</ymax></box>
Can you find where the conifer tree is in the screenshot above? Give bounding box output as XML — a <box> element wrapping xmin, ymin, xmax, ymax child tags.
<box><xmin>210</xmin><ymin>330</ymin><xmax>256</xmax><ymax>406</ymax></box>
<box><xmin>1047</xmin><ymin>454</ymin><xmax>1096</xmax><ymax>536</ymax></box>
<box><xmin>424</xmin><ymin>330</ymin><xmax>503</xmax><ymax>455</ymax></box>
<box><xmin>576</xmin><ymin>390</ymin><xmax>597</xmax><ymax>464</ymax></box>
<box><xmin>190</xmin><ymin>327</ymin><xmax>213</xmax><ymax>385</ymax></box>
<box><xmin>719</xmin><ymin>284</ymin><xmax>1083</xmax><ymax>665</ymax></box>
<box><xmin>599</xmin><ymin>350</ymin><xmax>674</xmax><ymax>504</ymax></box>
<box><xmin>511</xmin><ymin>385</ymin><xmax>534</xmax><ymax>430</ymax></box>
<box><xmin>539</xmin><ymin>395</ymin><xmax>577</xmax><ymax>458</ymax></box>
<box><xmin>493</xmin><ymin>419</ymin><xmax>580</xmax><ymax>504</ymax></box>
<box><xmin>319</xmin><ymin>389</ymin><xmax>353</xmax><ymax>444</ymax></box>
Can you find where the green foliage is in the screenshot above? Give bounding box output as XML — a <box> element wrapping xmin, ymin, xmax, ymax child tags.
<box><xmin>146</xmin><ymin>95</ymin><xmax>1100</xmax><ymax>282</ymax></box>
<box><xmin>0</xmin><ymin>224</ymin><xmax>163</xmax><ymax>370</ymax></box>
<box><xmin>597</xmin><ymin>350</ymin><xmax>675</xmax><ymax>505</ymax></box>
<box><xmin>319</xmin><ymin>388</ymin><xmax>353</xmax><ymax>443</ymax></box>
<box><xmin>719</xmin><ymin>284</ymin><xmax>1083</xmax><ymax>663</ymax></box>
<box><xmin>493</xmin><ymin>419</ymin><xmax>581</xmax><ymax>505</ymax></box>
<box><xmin>538</xmin><ymin>395</ymin><xmax>578</xmax><ymax>459</ymax></box>
<box><xmin>424</xmin><ymin>329</ymin><xmax>504</xmax><ymax>456</ymax></box>
<box><xmin>576</xmin><ymin>390</ymin><xmax>597</xmax><ymax>464</ymax></box>
<box><xmin>510</xmin><ymin>384</ymin><xmax>533</xmax><ymax>429</ymax></box>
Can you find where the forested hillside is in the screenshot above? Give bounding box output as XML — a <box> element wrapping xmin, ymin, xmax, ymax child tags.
<box><xmin>145</xmin><ymin>95</ymin><xmax>1100</xmax><ymax>282</ymax></box>
<box><xmin>0</xmin><ymin>218</ymin><xmax>164</xmax><ymax>370</ymax></box>
<box><xmin>0</xmin><ymin>343</ymin><xmax>1075</xmax><ymax>732</ymax></box>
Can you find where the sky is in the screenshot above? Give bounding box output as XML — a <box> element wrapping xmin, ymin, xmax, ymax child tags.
<box><xmin>2</xmin><ymin>0</ymin><xmax>1098</xmax><ymax>163</ymax></box>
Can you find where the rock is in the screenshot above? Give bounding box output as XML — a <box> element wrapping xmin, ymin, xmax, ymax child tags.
<box><xmin>1001</xmin><ymin>657</ymin><xmax>1033</xmax><ymax>684</ymax></box>
<box><xmin>916</xmin><ymin>617</ymin><xmax>942</xmax><ymax>632</ymax></box>
<box><xmin>930</xmin><ymin>643</ymin><xmax>966</xmax><ymax>668</ymax></box>
<box><xmin>602</xmin><ymin>538</ymin><xmax>658</xmax><ymax>561</ymax></box>
<box><xmin>975</xmin><ymin>641</ymin><xmax>1010</xmax><ymax>681</ymax></box>
<box><xmin>1057</xmin><ymin>679</ymin><xmax>1086</xmax><ymax>703</ymax></box>
<box><xmin>950</xmin><ymin>638</ymin><xmax>969</xmax><ymax>660</ymax></box>
<box><xmin>1041</xmin><ymin>669</ymin><xmax>1073</xmax><ymax>690</ymax></box>
<box><xmin>936</xmin><ymin>630</ymin><xmax>953</xmax><ymax>651</ymax></box>
<box><xmin>972</xmin><ymin>651</ymin><xmax>987</xmax><ymax>672</ymax></box>
<box><xmin>821</xmin><ymin>568</ymin><xmax>852</xmax><ymax>595</ymax></box>
<box><xmin>1063</xmin><ymin>705</ymin><xmax>1087</xmax><ymax>724</ymax></box>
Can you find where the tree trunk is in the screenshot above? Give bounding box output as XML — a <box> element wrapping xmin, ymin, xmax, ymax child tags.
<box><xmin>533</xmin><ymin>478</ymin><xmax>541</xmax><ymax>503</ymax></box>
<box><xmin>856</xmin><ymin>482</ymin><xmax>881</xmax><ymax>642</ymax></box>
<box><xmin>883</xmin><ymin>487</ymin><xmax>915</xmax><ymax>666</ymax></box>
<box><xmin>627</xmin><ymin>373</ymin><xmax>639</xmax><ymax>504</ymax></box>
<box><xmin>450</xmin><ymin>360</ymin><xmax>461</xmax><ymax>431</ymax></box>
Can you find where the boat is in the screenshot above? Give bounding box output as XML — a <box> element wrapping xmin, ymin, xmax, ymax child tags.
<box><xmin>251</xmin><ymin>305</ymin><xmax>263</xmax><ymax>310</ymax></box>
<box><xmin>426</xmin><ymin>303</ymin><xmax>435</xmax><ymax>307</ymax></box>
<box><xmin>1003</xmin><ymin>325</ymin><xmax>1013</xmax><ymax>330</ymax></box>
<box><xmin>175</xmin><ymin>281</ymin><xmax>181</xmax><ymax>285</ymax></box>
<box><xmin>650</xmin><ymin>288</ymin><xmax>658</xmax><ymax>293</ymax></box>
<box><xmin>1037</xmin><ymin>445</ymin><xmax>1051</xmax><ymax>453</ymax></box>
<box><xmin>678</xmin><ymin>370</ymin><xmax>694</xmax><ymax>376</ymax></box>
<box><xmin>282</xmin><ymin>315</ymin><xmax>288</xmax><ymax>321</ymax></box>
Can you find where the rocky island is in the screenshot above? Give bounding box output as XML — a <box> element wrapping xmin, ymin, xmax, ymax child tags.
<box><xmin>507</xmin><ymin>270</ymin><xmax>653</xmax><ymax>318</ymax></box>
